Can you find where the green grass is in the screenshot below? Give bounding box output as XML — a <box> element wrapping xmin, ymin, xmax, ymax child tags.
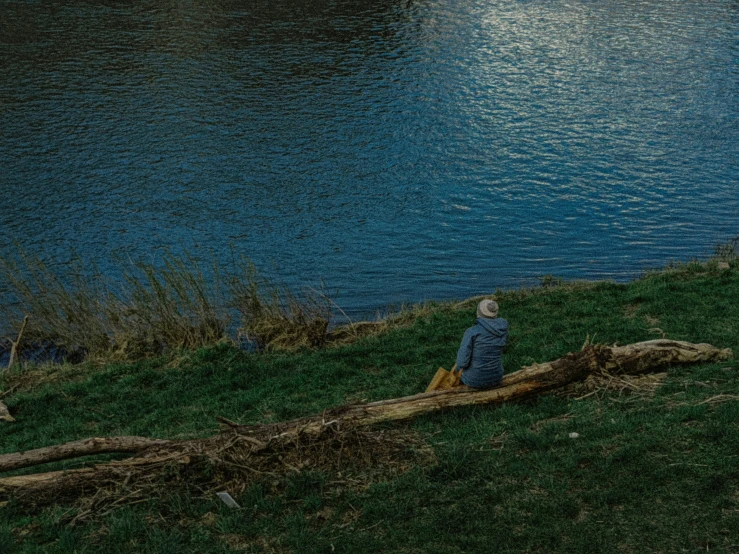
<box><xmin>1</xmin><ymin>261</ymin><xmax>739</xmax><ymax>553</ymax></box>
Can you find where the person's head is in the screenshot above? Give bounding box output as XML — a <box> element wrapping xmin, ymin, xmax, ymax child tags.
<box><xmin>477</xmin><ymin>299</ymin><xmax>499</xmax><ymax>319</ymax></box>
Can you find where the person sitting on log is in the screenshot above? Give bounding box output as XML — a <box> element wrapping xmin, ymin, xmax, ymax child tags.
<box><xmin>426</xmin><ymin>299</ymin><xmax>509</xmax><ymax>392</ymax></box>
<box><xmin>456</xmin><ymin>299</ymin><xmax>509</xmax><ymax>388</ymax></box>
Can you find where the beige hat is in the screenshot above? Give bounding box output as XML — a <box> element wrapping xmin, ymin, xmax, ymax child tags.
<box><xmin>477</xmin><ymin>299</ymin><xmax>499</xmax><ymax>318</ymax></box>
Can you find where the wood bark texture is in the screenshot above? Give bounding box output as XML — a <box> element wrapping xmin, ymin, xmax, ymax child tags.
<box><xmin>0</xmin><ymin>436</ymin><xmax>170</xmax><ymax>473</ymax></box>
<box><xmin>0</xmin><ymin>339</ymin><xmax>732</xmax><ymax>500</ymax></box>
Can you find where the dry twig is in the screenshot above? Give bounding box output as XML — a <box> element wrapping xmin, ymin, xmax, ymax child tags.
<box><xmin>5</xmin><ymin>314</ymin><xmax>29</xmax><ymax>372</ymax></box>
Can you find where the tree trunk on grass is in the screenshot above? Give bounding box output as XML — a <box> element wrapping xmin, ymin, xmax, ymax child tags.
<box><xmin>243</xmin><ymin>339</ymin><xmax>732</xmax><ymax>432</ymax></box>
<box><xmin>0</xmin><ymin>436</ymin><xmax>170</xmax><ymax>473</ymax></box>
<box><xmin>0</xmin><ymin>340</ymin><xmax>731</xmax><ymax>499</ymax></box>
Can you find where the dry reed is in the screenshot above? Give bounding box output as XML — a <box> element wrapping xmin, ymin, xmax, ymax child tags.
<box><xmin>228</xmin><ymin>259</ymin><xmax>332</xmax><ymax>351</ymax></box>
<box><xmin>0</xmin><ymin>250</ymin><xmax>230</xmax><ymax>363</ymax></box>
<box><xmin>0</xmin><ymin>249</ymin><xmax>341</xmax><ymax>363</ymax></box>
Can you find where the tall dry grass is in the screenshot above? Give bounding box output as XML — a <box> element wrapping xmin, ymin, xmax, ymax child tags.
<box><xmin>0</xmin><ymin>251</ymin><xmax>120</xmax><ymax>358</ymax></box>
<box><xmin>120</xmin><ymin>255</ymin><xmax>227</xmax><ymax>358</ymax></box>
<box><xmin>228</xmin><ymin>259</ymin><xmax>331</xmax><ymax>351</ymax></box>
<box><xmin>0</xmin><ymin>250</ymin><xmax>231</xmax><ymax>362</ymax></box>
<box><xmin>0</xmin><ymin>249</ymin><xmax>335</xmax><ymax>363</ymax></box>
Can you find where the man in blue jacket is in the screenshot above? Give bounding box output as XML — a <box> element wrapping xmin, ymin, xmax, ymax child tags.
<box><xmin>456</xmin><ymin>299</ymin><xmax>509</xmax><ymax>389</ymax></box>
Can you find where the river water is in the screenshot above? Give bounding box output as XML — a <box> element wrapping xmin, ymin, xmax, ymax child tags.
<box><xmin>1</xmin><ymin>0</ymin><xmax>737</xmax><ymax>317</ymax></box>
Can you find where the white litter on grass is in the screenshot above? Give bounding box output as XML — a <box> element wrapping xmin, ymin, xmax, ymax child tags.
<box><xmin>216</xmin><ymin>491</ymin><xmax>241</xmax><ymax>509</ymax></box>
<box><xmin>568</xmin><ymin>432</ymin><xmax>580</xmax><ymax>439</ymax></box>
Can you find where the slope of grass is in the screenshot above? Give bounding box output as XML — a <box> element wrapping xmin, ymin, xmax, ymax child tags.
<box><xmin>1</xmin><ymin>263</ymin><xmax>738</xmax><ymax>553</ymax></box>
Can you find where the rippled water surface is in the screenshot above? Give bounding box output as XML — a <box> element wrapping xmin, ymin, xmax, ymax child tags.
<box><xmin>1</xmin><ymin>0</ymin><xmax>737</xmax><ymax>316</ymax></box>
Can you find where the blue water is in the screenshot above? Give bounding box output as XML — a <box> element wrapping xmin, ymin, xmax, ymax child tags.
<box><xmin>1</xmin><ymin>0</ymin><xmax>737</xmax><ymax>318</ymax></box>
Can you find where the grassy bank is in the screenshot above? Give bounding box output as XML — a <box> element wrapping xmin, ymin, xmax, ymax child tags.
<box><xmin>1</xmin><ymin>259</ymin><xmax>739</xmax><ymax>553</ymax></box>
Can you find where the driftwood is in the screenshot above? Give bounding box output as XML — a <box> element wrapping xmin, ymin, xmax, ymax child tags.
<box><xmin>0</xmin><ymin>340</ymin><xmax>732</xmax><ymax>503</ymax></box>
<box><xmin>0</xmin><ymin>437</ymin><xmax>170</xmax><ymax>473</ymax></box>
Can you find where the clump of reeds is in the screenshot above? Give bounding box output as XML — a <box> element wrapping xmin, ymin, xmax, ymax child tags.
<box><xmin>228</xmin><ymin>259</ymin><xmax>331</xmax><ymax>351</ymax></box>
<box><xmin>0</xmin><ymin>251</ymin><xmax>121</xmax><ymax>360</ymax></box>
<box><xmin>119</xmin><ymin>254</ymin><xmax>227</xmax><ymax>358</ymax></box>
<box><xmin>0</xmin><ymin>250</ymin><xmax>230</xmax><ymax>363</ymax></box>
<box><xmin>0</xmin><ymin>249</ymin><xmax>337</xmax><ymax>364</ymax></box>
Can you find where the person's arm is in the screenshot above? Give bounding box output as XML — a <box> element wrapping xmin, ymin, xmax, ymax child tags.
<box><xmin>456</xmin><ymin>328</ymin><xmax>475</xmax><ymax>371</ymax></box>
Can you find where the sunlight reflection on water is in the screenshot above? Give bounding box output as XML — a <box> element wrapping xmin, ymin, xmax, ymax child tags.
<box><xmin>0</xmin><ymin>0</ymin><xmax>737</xmax><ymax>317</ymax></box>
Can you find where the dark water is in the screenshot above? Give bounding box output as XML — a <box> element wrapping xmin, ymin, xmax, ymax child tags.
<box><xmin>1</xmin><ymin>0</ymin><xmax>737</xmax><ymax>318</ymax></box>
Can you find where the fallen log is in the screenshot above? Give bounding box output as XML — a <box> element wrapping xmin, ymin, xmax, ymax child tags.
<box><xmin>0</xmin><ymin>436</ymin><xmax>171</xmax><ymax>473</ymax></box>
<box><xmin>235</xmin><ymin>339</ymin><xmax>733</xmax><ymax>433</ymax></box>
<box><xmin>0</xmin><ymin>340</ymin><xmax>731</xmax><ymax>503</ymax></box>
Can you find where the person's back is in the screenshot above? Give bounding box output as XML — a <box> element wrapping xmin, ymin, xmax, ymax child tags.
<box><xmin>456</xmin><ymin>300</ymin><xmax>508</xmax><ymax>389</ymax></box>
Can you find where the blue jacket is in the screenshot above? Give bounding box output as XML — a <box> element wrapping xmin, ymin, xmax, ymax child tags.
<box><xmin>456</xmin><ymin>317</ymin><xmax>508</xmax><ymax>389</ymax></box>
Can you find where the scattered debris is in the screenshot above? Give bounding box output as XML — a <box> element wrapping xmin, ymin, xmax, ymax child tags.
<box><xmin>0</xmin><ymin>421</ymin><xmax>432</xmax><ymax>519</ymax></box>
<box><xmin>564</xmin><ymin>371</ymin><xmax>669</xmax><ymax>401</ymax></box>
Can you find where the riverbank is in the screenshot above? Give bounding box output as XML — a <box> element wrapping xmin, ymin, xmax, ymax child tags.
<box><xmin>1</xmin><ymin>257</ymin><xmax>738</xmax><ymax>553</ymax></box>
